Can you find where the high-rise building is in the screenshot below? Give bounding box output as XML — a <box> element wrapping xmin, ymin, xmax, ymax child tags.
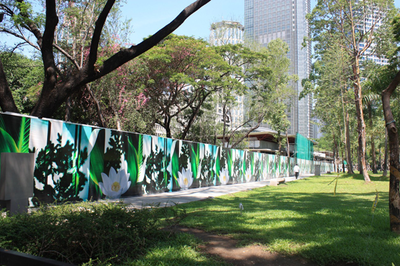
<box><xmin>210</xmin><ymin>21</ymin><xmax>244</xmax><ymax>46</ymax></box>
<box><xmin>210</xmin><ymin>21</ymin><xmax>245</xmax><ymax>129</ymax></box>
<box><xmin>358</xmin><ymin>4</ymin><xmax>389</xmax><ymax>66</ymax></box>
<box><xmin>244</xmin><ymin>0</ymin><xmax>312</xmax><ymax>138</ymax></box>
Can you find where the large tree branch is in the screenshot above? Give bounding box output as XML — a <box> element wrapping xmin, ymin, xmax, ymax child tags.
<box><xmin>30</xmin><ymin>0</ymin><xmax>59</xmax><ymax>117</ymax></box>
<box><xmin>230</xmin><ymin>114</ymin><xmax>265</xmax><ymax>149</ymax></box>
<box><xmin>180</xmin><ymin>90</ymin><xmax>213</xmax><ymax>140</ymax></box>
<box><xmin>84</xmin><ymin>0</ymin><xmax>211</xmax><ymax>83</ymax></box>
<box><xmin>87</xmin><ymin>0</ymin><xmax>115</xmax><ymax>73</ymax></box>
<box><xmin>15</xmin><ymin>0</ymin><xmax>43</xmax><ymax>48</ymax></box>
<box><xmin>0</xmin><ymin>27</ymin><xmax>41</xmax><ymax>50</ymax></box>
<box><xmin>41</xmin><ymin>0</ymin><xmax>58</xmax><ymax>86</ymax></box>
<box><xmin>85</xmin><ymin>84</ymin><xmax>106</xmax><ymax>127</ymax></box>
<box><xmin>31</xmin><ymin>0</ymin><xmax>210</xmax><ymax>118</ymax></box>
<box><xmin>382</xmin><ymin>70</ymin><xmax>400</xmax><ymax>107</ymax></box>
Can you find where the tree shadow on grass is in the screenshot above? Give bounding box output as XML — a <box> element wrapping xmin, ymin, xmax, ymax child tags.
<box><xmin>344</xmin><ymin>172</ymin><xmax>390</xmax><ymax>182</ymax></box>
<box><xmin>179</xmin><ymin>188</ymin><xmax>399</xmax><ymax>266</ymax></box>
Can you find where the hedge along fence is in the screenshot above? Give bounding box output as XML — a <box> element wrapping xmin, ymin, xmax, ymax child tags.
<box><xmin>0</xmin><ymin>112</ymin><xmax>333</xmax><ymax>205</ymax></box>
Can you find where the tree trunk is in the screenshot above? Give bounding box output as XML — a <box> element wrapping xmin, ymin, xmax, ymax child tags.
<box><xmin>371</xmin><ymin>136</ymin><xmax>376</xmax><ymax>173</ymax></box>
<box><xmin>346</xmin><ymin>112</ymin><xmax>354</xmax><ymax>174</ymax></box>
<box><xmin>65</xmin><ymin>97</ymin><xmax>72</xmax><ymax>121</ymax></box>
<box><xmin>0</xmin><ymin>0</ymin><xmax>212</xmax><ymax>119</ymax></box>
<box><xmin>382</xmin><ymin>70</ymin><xmax>400</xmax><ymax>233</ymax></box>
<box><xmin>277</xmin><ymin>132</ymin><xmax>282</xmax><ymax>156</ymax></box>
<box><xmin>222</xmin><ymin>103</ymin><xmax>227</xmax><ymax>148</ymax></box>
<box><xmin>164</xmin><ymin>116</ymin><xmax>172</xmax><ymax>138</ymax></box>
<box><xmin>368</xmin><ymin>104</ymin><xmax>377</xmax><ymax>174</ymax></box>
<box><xmin>333</xmin><ymin>131</ymin><xmax>337</xmax><ymax>173</ymax></box>
<box><xmin>286</xmin><ymin>130</ymin><xmax>290</xmax><ymax>177</ymax></box>
<box><xmin>0</xmin><ymin>58</ymin><xmax>19</xmax><ymax>113</ymax></box>
<box><xmin>378</xmin><ymin>145</ymin><xmax>381</xmax><ymax>172</ymax></box>
<box><xmin>85</xmin><ymin>84</ymin><xmax>106</xmax><ymax>127</ymax></box>
<box><xmin>383</xmin><ymin>127</ymin><xmax>388</xmax><ymax>177</ymax></box>
<box><xmin>352</xmin><ymin>60</ymin><xmax>370</xmax><ymax>182</ymax></box>
<box><xmin>341</xmin><ymin>148</ymin><xmax>345</xmax><ymax>173</ymax></box>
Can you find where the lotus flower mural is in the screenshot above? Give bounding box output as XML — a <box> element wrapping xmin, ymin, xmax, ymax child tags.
<box><xmin>219</xmin><ymin>168</ymin><xmax>229</xmax><ymax>185</ymax></box>
<box><xmin>178</xmin><ymin>168</ymin><xmax>193</xmax><ymax>190</ymax></box>
<box><xmin>99</xmin><ymin>163</ymin><xmax>131</xmax><ymax>199</ymax></box>
<box><xmin>245</xmin><ymin>168</ymin><xmax>252</xmax><ymax>183</ymax></box>
<box><xmin>0</xmin><ymin>112</ymin><xmax>333</xmax><ymax>203</ymax></box>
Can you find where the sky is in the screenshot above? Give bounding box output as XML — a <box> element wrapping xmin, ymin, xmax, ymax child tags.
<box><xmin>3</xmin><ymin>0</ymin><xmax>400</xmax><ymax>53</ymax></box>
<box><xmin>122</xmin><ymin>0</ymin><xmax>400</xmax><ymax>45</ymax></box>
<box><xmin>121</xmin><ymin>0</ymin><xmax>245</xmax><ymax>44</ymax></box>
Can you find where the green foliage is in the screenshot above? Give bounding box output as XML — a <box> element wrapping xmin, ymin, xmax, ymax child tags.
<box><xmin>247</xmin><ymin>39</ymin><xmax>295</xmax><ymax>130</ymax></box>
<box><xmin>216</xmin><ymin>39</ymin><xmax>296</xmax><ymax>148</ymax></box>
<box><xmin>0</xmin><ymin>202</ymin><xmax>188</xmax><ymax>266</ymax></box>
<box><xmin>306</xmin><ymin>0</ymin><xmax>397</xmax><ymax>172</ymax></box>
<box><xmin>131</xmin><ymin>34</ymin><xmax>226</xmax><ymax>139</ymax></box>
<box><xmin>0</xmin><ymin>52</ymin><xmax>43</xmax><ymax>114</ymax></box>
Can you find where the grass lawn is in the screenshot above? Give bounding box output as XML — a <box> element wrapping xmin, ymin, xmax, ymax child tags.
<box><xmin>178</xmin><ymin>173</ymin><xmax>400</xmax><ymax>266</ymax></box>
<box><xmin>1</xmin><ymin>172</ymin><xmax>399</xmax><ymax>265</ymax></box>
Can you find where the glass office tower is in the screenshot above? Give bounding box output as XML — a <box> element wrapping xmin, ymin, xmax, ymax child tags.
<box><xmin>244</xmin><ymin>0</ymin><xmax>312</xmax><ymax>138</ymax></box>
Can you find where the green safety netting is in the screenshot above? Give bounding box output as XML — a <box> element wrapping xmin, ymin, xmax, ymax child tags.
<box><xmin>295</xmin><ymin>133</ymin><xmax>313</xmax><ymax>161</ymax></box>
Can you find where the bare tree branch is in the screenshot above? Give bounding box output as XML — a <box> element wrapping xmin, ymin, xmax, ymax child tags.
<box><xmin>87</xmin><ymin>0</ymin><xmax>115</xmax><ymax>73</ymax></box>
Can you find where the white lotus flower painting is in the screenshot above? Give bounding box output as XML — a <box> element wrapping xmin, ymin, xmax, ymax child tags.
<box><xmin>219</xmin><ymin>168</ymin><xmax>229</xmax><ymax>185</ymax></box>
<box><xmin>178</xmin><ymin>168</ymin><xmax>193</xmax><ymax>190</ymax></box>
<box><xmin>99</xmin><ymin>166</ymin><xmax>131</xmax><ymax>199</ymax></box>
<box><xmin>245</xmin><ymin>168</ymin><xmax>252</xmax><ymax>183</ymax></box>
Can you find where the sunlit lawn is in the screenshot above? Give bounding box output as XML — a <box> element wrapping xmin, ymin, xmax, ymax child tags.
<box><xmin>2</xmin><ymin>173</ymin><xmax>399</xmax><ymax>266</ymax></box>
<box><xmin>178</xmin><ymin>173</ymin><xmax>400</xmax><ymax>266</ymax></box>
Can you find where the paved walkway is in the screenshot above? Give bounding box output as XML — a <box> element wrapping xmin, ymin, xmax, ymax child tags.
<box><xmin>108</xmin><ymin>175</ymin><xmax>313</xmax><ymax>209</ymax></box>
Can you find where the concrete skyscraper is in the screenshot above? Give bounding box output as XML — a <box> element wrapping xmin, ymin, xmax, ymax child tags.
<box><xmin>210</xmin><ymin>21</ymin><xmax>245</xmax><ymax>129</ymax></box>
<box><xmin>210</xmin><ymin>21</ymin><xmax>244</xmax><ymax>46</ymax></box>
<box><xmin>244</xmin><ymin>0</ymin><xmax>312</xmax><ymax>138</ymax></box>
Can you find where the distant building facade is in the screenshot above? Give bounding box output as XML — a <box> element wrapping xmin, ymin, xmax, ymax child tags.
<box><xmin>210</xmin><ymin>20</ymin><xmax>245</xmax><ymax>46</ymax></box>
<box><xmin>210</xmin><ymin>21</ymin><xmax>245</xmax><ymax>129</ymax></box>
<box><xmin>358</xmin><ymin>4</ymin><xmax>389</xmax><ymax>65</ymax></box>
<box><xmin>244</xmin><ymin>0</ymin><xmax>312</xmax><ymax>138</ymax></box>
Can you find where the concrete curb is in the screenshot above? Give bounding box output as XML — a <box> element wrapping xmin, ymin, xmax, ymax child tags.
<box><xmin>108</xmin><ymin>174</ymin><xmax>315</xmax><ymax>209</ymax></box>
<box><xmin>0</xmin><ymin>248</ymin><xmax>75</xmax><ymax>266</ymax></box>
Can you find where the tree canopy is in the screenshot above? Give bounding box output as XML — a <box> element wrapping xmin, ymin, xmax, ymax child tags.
<box><xmin>0</xmin><ymin>0</ymin><xmax>211</xmax><ymax>118</ymax></box>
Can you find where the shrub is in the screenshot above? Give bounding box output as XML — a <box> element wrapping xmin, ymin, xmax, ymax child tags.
<box><xmin>0</xmin><ymin>202</ymin><xmax>185</xmax><ymax>265</ymax></box>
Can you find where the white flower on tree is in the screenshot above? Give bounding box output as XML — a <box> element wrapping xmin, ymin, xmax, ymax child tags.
<box><xmin>99</xmin><ymin>167</ymin><xmax>131</xmax><ymax>199</ymax></box>
<box><xmin>219</xmin><ymin>168</ymin><xmax>229</xmax><ymax>185</ymax></box>
<box><xmin>178</xmin><ymin>168</ymin><xmax>193</xmax><ymax>190</ymax></box>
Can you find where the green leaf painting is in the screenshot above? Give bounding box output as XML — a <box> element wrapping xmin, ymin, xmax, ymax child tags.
<box><xmin>0</xmin><ymin>114</ymin><xmax>30</xmax><ymax>153</ymax></box>
<box><xmin>215</xmin><ymin>147</ymin><xmax>221</xmax><ymax>180</ymax></box>
<box><xmin>0</xmin><ymin>127</ymin><xmax>18</xmax><ymax>153</ymax></box>
<box><xmin>190</xmin><ymin>143</ymin><xmax>201</xmax><ymax>180</ymax></box>
<box><xmin>0</xmin><ymin>113</ymin><xmax>333</xmax><ymax>202</ymax></box>
<box><xmin>166</xmin><ymin>138</ymin><xmax>174</xmax><ymax>191</ymax></box>
<box><xmin>89</xmin><ymin>129</ymin><xmax>105</xmax><ymax>198</ymax></box>
<box><xmin>171</xmin><ymin>140</ymin><xmax>180</xmax><ymax>184</ymax></box>
<box><xmin>0</xmin><ymin>114</ymin><xmax>31</xmax><ymax>174</ymax></box>
<box><xmin>227</xmin><ymin>149</ymin><xmax>233</xmax><ymax>178</ymax></box>
<box><xmin>125</xmin><ymin>133</ymin><xmax>143</xmax><ymax>184</ymax></box>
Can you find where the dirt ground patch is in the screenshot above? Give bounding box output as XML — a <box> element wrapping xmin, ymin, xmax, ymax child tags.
<box><xmin>167</xmin><ymin>226</ymin><xmax>319</xmax><ymax>266</ymax></box>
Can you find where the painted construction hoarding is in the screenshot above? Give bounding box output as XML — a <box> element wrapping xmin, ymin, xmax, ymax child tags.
<box><xmin>0</xmin><ymin>112</ymin><xmax>333</xmax><ymax>205</ymax></box>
